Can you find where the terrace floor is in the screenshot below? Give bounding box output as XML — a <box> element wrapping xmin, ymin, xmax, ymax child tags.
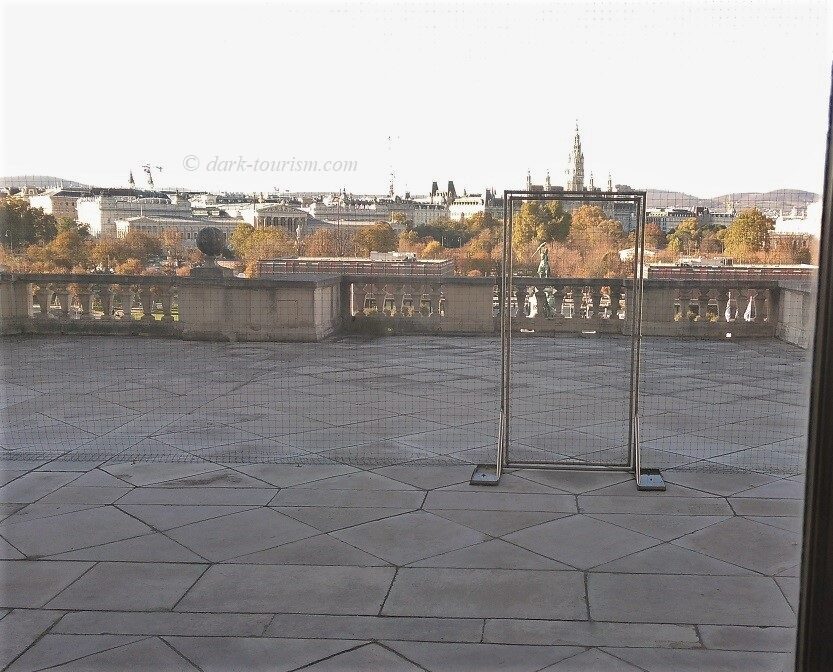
<box><xmin>0</xmin><ymin>336</ymin><xmax>809</xmax><ymax>671</ymax></box>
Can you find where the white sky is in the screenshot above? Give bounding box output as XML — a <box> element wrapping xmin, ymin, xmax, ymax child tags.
<box><xmin>1</xmin><ymin>0</ymin><xmax>831</xmax><ymax>197</ymax></box>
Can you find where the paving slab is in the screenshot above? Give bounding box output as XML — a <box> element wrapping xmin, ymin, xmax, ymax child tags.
<box><xmin>428</xmin><ymin>509</ymin><xmax>570</xmax><ymax>537</ymax></box>
<box><xmin>539</xmin><ymin>649</ymin><xmax>645</xmax><ymax>672</ymax></box>
<box><xmin>675</xmin><ymin>517</ymin><xmax>801</xmax><ymax>575</ymax></box>
<box><xmin>483</xmin><ymin>619</ymin><xmax>700</xmax><ymax>648</ymax></box>
<box><xmin>40</xmin><ymin>636</ymin><xmax>200</xmax><ymax>671</ymax></box>
<box><xmin>45</xmin><ymin>561</ymin><xmax>208</xmax><ymax>611</ymax></box>
<box><xmin>266</xmin><ymin>614</ymin><xmax>483</xmax><ymax>642</ymax></box>
<box><xmin>300</xmin><ymin>643</ymin><xmax>423</xmax><ymax>672</ymax></box>
<box><xmin>165</xmin><ymin>507</ymin><xmax>320</xmax><ymax>562</ymax></box>
<box><xmin>604</xmin><ymin>646</ymin><xmax>792</xmax><ymax>672</ymax></box>
<box><xmin>54</xmin><ymin>611</ymin><xmax>272</xmax><ymax>637</ymax></box>
<box><xmin>0</xmin><ymin>610</ymin><xmax>63</xmax><ymax>669</ymax></box>
<box><xmin>424</xmin><ymin>491</ymin><xmax>577</xmax><ymax>513</ymax></box>
<box><xmin>698</xmin><ymin>625</ymin><xmax>795</xmax><ymax>652</ymax></box>
<box><xmin>0</xmin><ymin>560</ymin><xmax>93</xmax><ymax>608</ymax></box>
<box><xmin>588</xmin><ymin>573</ymin><xmax>796</xmax><ymax>625</ymax></box>
<box><xmin>386</xmin><ymin>641</ymin><xmax>584</xmax><ymax>672</ymax></box>
<box><xmin>2</xmin><ymin>506</ymin><xmax>152</xmax><ymax>557</ymax></box>
<box><xmin>115</xmin><ymin>486</ymin><xmax>277</xmax><ymax>506</ymax></box>
<box><xmin>6</xmin><ymin>634</ymin><xmax>146</xmax><ymax>672</ymax></box>
<box><xmin>505</xmin><ymin>515</ymin><xmax>658</xmax><ymax>570</ymax></box>
<box><xmin>165</xmin><ymin>637</ymin><xmax>364</xmax><ymax>672</ymax></box>
<box><xmin>176</xmin><ymin>564</ymin><xmax>396</xmax><ymax>614</ymax></box>
<box><xmin>382</xmin><ymin>568</ymin><xmax>586</xmax><ymax>619</ymax></box>
<box><xmin>332</xmin><ymin>511</ymin><xmax>488</xmax><ymax>565</ymax></box>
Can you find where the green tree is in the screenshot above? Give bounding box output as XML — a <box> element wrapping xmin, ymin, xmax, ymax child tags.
<box><xmin>122</xmin><ymin>231</ymin><xmax>163</xmax><ymax>264</ymax></box>
<box><xmin>513</xmin><ymin>200</ymin><xmax>571</xmax><ymax>246</ymax></box>
<box><xmin>354</xmin><ymin>222</ymin><xmax>398</xmax><ymax>255</ymax></box>
<box><xmin>0</xmin><ymin>199</ymin><xmax>58</xmax><ymax>250</ymax></box>
<box><xmin>666</xmin><ymin>218</ymin><xmax>700</xmax><ymax>255</ymax></box>
<box><xmin>723</xmin><ymin>208</ymin><xmax>774</xmax><ymax>259</ymax></box>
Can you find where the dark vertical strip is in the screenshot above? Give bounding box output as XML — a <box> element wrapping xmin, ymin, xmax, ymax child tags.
<box><xmin>796</xmin><ymin>63</ymin><xmax>833</xmax><ymax>672</ymax></box>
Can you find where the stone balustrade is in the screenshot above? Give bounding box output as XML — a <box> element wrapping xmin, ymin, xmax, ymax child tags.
<box><xmin>0</xmin><ymin>273</ymin><xmax>342</xmax><ymax>342</ymax></box>
<box><xmin>0</xmin><ymin>272</ymin><xmax>812</xmax><ymax>345</ymax></box>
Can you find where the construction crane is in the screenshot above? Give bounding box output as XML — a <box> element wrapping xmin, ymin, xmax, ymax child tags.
<box><xmin>387</xmin><ymin>135</ymin><xmax>398</xmax><ymax>199</ymax></box>
<box><xmin>141</xmin><ymin>164</ymin><xmax>163</xmax><ymax>190</ymax></box>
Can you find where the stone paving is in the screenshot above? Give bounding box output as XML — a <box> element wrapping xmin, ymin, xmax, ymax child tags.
<box><xmin>0</xmin><ymin>460</ymin><xmax>803</xmax><ymax>671</ymax></box>
<box><xmin>0</xmin><ymin>335</ymin><xmax>810</xmax><ymax>474</ymax></box>
<box><xmin>0</xmin><ymin>335</ymin><xmax>809</xmax><ymax>670</ymax></box>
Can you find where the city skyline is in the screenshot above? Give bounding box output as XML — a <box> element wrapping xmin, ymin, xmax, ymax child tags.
<box><xmin>2</xmin><ymin>2</ymin><xmax>831</xmax><ymax>196</ymax></box>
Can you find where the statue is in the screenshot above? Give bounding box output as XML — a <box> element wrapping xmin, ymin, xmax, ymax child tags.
<box><xmin>535</xmin><ymin>242</ymin><xmax>550</xmax><ymax>278</ymax></box>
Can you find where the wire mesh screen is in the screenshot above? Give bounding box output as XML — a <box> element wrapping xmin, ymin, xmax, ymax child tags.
<box><xmin>504</xmin><ymin>193</ymin><xmax>638</xmax><ymax>467</ymax></box>
<box><xmin>636</xmin><ymin>190</ymin><xmax>816</xmax><ymax>476</ymax></box>
<box><xmin>0</xmin><ymin>281</ymin><xmax>502</xmax><ymax>469</ymax></box>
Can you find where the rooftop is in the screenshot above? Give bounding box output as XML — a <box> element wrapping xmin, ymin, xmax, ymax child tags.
<box><xmin>0</xmin><ymin>333</ymin><xmax>808</xmax><ymax>670</ymax></box>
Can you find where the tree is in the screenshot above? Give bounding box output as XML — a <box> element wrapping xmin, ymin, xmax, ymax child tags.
<box><xmin>644</xmin><ymin>222</ymin><xmax>667</xmax><ymax>250</ymax></box>
<box><xmin>353</xmin><ymin>222</ymin><xmax>398</xmax><ymax>255</ymax></box>
<box><xmin>229</xmin><ymin>223</ymin><xmax>255</xmax><ymax>257</ymax></box>
<box><xmin>303</xmin><ymin>229</ymin><xmax>341</xmax><ymax>257</ymax></box>
<box><xmin>666</xmin><ymin>218</ymin><xmax>700</xmax><ymax>255</ymax></box>
<box><xmin>122</xmin><ymin>231</ymin><xmax>163</xmax><ymax>264</ymax></box>
<box><xmin>722</xmin><ymin>208</ymin><xmax>774</xmax><ymax>259</ymax></box>
<box><xmin>513</xmin><ymin>200</ymin><xmax>571</xmax><ymax>246</ymax></box>
<box><xmin>421</xmin><ymin>240</ymin><xmax>445</xmax><ymax>258</ymax></box>
<box><xmin>160</xmin><ymin>229</ymin><xmax>184</xmax><ymax>259</ymax></box>
<box><xmin>24</xmin><ymin>229</ymin><xmax>89</xmax><ymax>272</ymax></box>
<box><xmin>568</xmin><ymin>205</ymin><xmax>624</xmax><ymax>252</ymax></box>
<box><xmin>0</xmin><ymin>199</ymin><xmax>58</xmax><ymax>250</ymax></box>
<box><xmin>235</xmin><ymin>227</ymin><xmax>294</xmax><ymax>265</ymax></box>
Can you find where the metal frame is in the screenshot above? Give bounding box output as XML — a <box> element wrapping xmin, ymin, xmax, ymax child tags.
<box><xmin>795</xmin><ymin>64</ymin><xmax>833</xmax><ymax>672</ymax></box>
<box><xmin>473</xmin><ymin>189</ymin><xmax>664</xmax><ymax>489</ymax></box>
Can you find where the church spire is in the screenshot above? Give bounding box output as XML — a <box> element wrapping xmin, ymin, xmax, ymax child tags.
<box><xmin>565</xmin><ymin>122</ymin><xmax>585</xmax><ymax>191</ymax></box>
<box><xmin>526</xmin><ymin>169</ymin><xmax>531</xmax><ymax>190</ymax></box>
<box><xmin>607</xmin><ymin>173</ymin><xmax>613</xmax><ymax>192</ymax></box>
<box><xmin>128</xmin><ymin>170</ymin><xmax>135</xmax><ymax>190</ymax></box>
<box><xmin>545</xmin><ymin>169</ymin><xmax>551</xmax><ymax>190</ymax></box>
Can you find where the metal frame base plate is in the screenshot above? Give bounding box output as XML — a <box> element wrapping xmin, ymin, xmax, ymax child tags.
<box><xmin>471</xmin><ymin>464</ymin><xmax>501</xmax><ymax>486</ymax></box>
<box><xmin>636</xmin><ymin>468</ymin><xmax>666</xmax><ymax>491</ymax></box>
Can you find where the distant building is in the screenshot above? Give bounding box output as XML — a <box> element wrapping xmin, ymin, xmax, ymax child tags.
<box><xmin>448</xmin><ymin>189</ymin><xmax>503</xmax><ymax>221</ymax></box>
<box><xmin>646</xmin><ymin>206</ymin><xmax>735</xmax><ymax>234</ymax></box>
<box><xmin>113</xmin><ymin>216</ymin><xmax>243</xmax><ymax>248</ymax></box>
<box><xmin>257</xmin><ymin>253</ymin><xmax>454</xmax><ymax>277</ymax></box>
<box><xmin>28</xmin><ymin>187</ymin><xmax>90</xmax><ymax>222</ymax></box>
<box><xmin>77</xmin><ymin>195</ymin><xmax>191</xmax><ymax>237</ymax></box>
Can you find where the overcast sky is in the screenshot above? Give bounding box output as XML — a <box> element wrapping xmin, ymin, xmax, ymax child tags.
<box><xmin>1</xmin><ymin>0</ymin><xmax>831</xmax><ymax>197</ymax></box>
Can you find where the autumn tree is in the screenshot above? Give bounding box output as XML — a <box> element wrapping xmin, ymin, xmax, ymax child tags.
<box><xmin>24</xmin><ymin>229</ymin><xmax>90</xmax><ymax>272</ymax></box>
<box><xmin>568</xmin><ymin>205</ymin><xmax>624</xmax><ymax>252</ymax></box>
<box><xmin>0</xmin><ymin>199</ymin><xmax>58</xmax><ymax>250</ymax></box>
<box><xmin>353</xmin><ymin>222</ymin><xmax>398</xmax><ymax>255</ymax></box>
<box><xmin>234</xmin><ymin>228</ymin><xmax>294</xmax><ymax>265</ymax></box>
<box><xmin>513</xmin><ymin>200</ymin><xmax>571</xmax><ymax>246</ymax></box>
<box><xmin>122</xmin><ymin>231</ymin><xmax>163</xmax><ymax>264</ymax></box>
<box><xmin>159</xmin><ymin>229</ymin><xmax>184</xmax><ymax>259</ymax></box>
<box><xmin>303</xmin><ymin>228</ymin><xmax>341</xmax><ymax>257</ymax></box>
<box><xmin>722</xmin><ymin>208</ymin><xmax>774</xmax><ymax>259</ymax></box>
<box><xmin>229</xmin><ymin>223</ymin><xmax>255</xmax><ymax>257</ymax></box>
<box><xmin>644</xmin><ymin>222</ymin><xmax>667</xmax><ymax>250</ymax></box>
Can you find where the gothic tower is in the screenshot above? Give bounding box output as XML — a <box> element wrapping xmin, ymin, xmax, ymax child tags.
<box><xmin>565</xmin><ymin>123</ymin><xmax>585</xmax><ymax>191</ymax></box>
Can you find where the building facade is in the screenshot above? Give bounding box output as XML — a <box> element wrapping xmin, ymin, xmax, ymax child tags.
<box><xmin>77</xmin><ymin>195</ymin><xmax>191</xmax><ymax>237</ymax></box>
<box><xmin>113</xmin><ymin>216</ymin><xmax>243</xmax><ymax>248</ymax></box>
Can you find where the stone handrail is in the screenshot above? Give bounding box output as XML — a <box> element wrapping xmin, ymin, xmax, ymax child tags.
<box><xmin>0</xmin><ymin>272</ymin><xmax>342</xmax><ymax>342</ymax></box>
<box><xmin>0</xmin><ymin>272</ymin><xmax>809</xmax><ymax>344</ymax></box>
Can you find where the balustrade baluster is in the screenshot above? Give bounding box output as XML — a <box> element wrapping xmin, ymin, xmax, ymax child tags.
<box><xmin>160</xmin><ymin>285</ymin><xmax>175</xmax><ymax>323</ymax></box>
<box><xmin>54</xmin><ymin>285</ymin><xmax>70</xmax><ymax>320</ymax></box>
<box><xmin>352</xmin><ymin>283</ymin><xmax>367</xmax><ymax>319</ymax></box>
<box><xmin>393</xmin><ymin>283</ymin><xmax>406</xmax><ymax>317</ymax></box>
<box><xmin>116</xmin><ymin>286</ymin><xmax>133</xmax><ymax>321</ymax></box>
<box><xmin>34</xmin><ymin>286</ymin><xmax>51</xmax><ymax>318</ymax></box>
<box><xmin>76</xmin><ymin>285</ymin><xmax>93</xmax><ymax>320</ymax></box>
<box><xmin>138</xmin><ymin>287</ymin><xmax>155</xmax><ymax>322</ymax></box>
<box><xmin>98</xmin><ymin>285</ymin><xmax>113</xmax><ymax>320</ymax></box>
<box><xmin>515</xmin><ymin>283</ymin><xmax>528</xmax><ymax>321</ymax></box>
